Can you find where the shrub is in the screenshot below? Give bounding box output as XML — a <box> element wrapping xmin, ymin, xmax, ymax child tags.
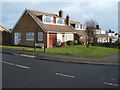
<box><xmin>56</xmin><ymin>39</ymin><xmax>62</xmax><ymax>47</ymax></box>
<box><xmin>67</xmin><ymin>40</ymin><xmax>74</xmax><ymax>46</ymax></box>
<box><xmin>95</xmin><ymin>43</ymin><xmax>120</xmax><ymax>49</ymax></box>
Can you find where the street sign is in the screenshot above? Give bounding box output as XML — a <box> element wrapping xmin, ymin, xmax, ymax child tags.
<box><xmin>34</xmin><ymin>43</ymin><xmax>46</xmax><ymax>52</ymax></box>
<box><xmin>35</xmin><ymin>43</ymin><xmax>44</xmax><ymax>47</ymax></box>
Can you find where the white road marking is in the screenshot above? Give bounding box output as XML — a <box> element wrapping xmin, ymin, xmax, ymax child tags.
<box><xmin>56</xmin><ymin>73</ymin><xmax>75</xmax><ymax>78</ymax></box>
<box><xmin>19</xmin><ymin>54</ymin><xmax>36</xmax><ymax>58</ymax></box>
<box><xmin>15</xmin><ymin>64</ymin><xmax>29</xmax><ymax>69</ymax></box>
<box><xmin>2</xmin><ymin>61</ymin><xmax>30</xmax><ymax>69</ymax></box>
<box><xmin>104</xmin><ymin>82</ymin><xmax>119</xmax><ymax>87</ymax></box>
<box><xmin>112</xmin><ymin>78</ymin><xmax>115</xmax><ymax>81</ymax></box>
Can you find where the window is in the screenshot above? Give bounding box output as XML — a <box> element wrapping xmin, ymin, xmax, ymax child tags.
<box><xmin>83</xmin><ymin>25</ymin><xmax>86</xmax><ymax>29</ymax></box>
<box><xmin>44</xmin><ymin>16</ymin><xmax>53</xmax><ymax>23</ymax></box>
<box><xmin>96</xmin><ymin>30</ymin><xmax>101</xmax><ymax>34</ymax></box>
<box><xmin>98</xmin><ymin>38</ymin><xmax>101</xmax><ymax>42</ymax></box>
<box><xmin>18</xmin><ymin>33</ymin><xmax>21</xmax><ymax>40</ymax></box>
<box><xmin>26</xmin><ymin>32</ymin><xmax>34</xmax><ymax>40</ymax></box>
<box><xmin>80</xmin><ymin>24</ymin><xmax>82</xmax><ymax>29</ymax></box>
<box><xmin>38</xmin><ymin>32</ymin><xmax>43</xmax><ymax>41</ymax></box>
<box><xmin>101</xmin><ymin>30</ymin><xmax>106</xmax><ymax>34</ymax></box>
<box><xmin>57</xmin><ymin>18</ymin><xmax>64</xmax><ymax>24</ymax></box>
<box><xmin>65</xmin><ymin>34</ymin><xmax>73</xmax><ymax>41</ymax></box>
<box><xmin>75</xmin><ymin>24</ymin><xmax>80</xmax><ymax>29</ymax></box>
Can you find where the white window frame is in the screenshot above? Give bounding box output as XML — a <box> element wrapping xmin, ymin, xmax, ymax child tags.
<box><xmin>18</xmin><ymin>32</ymin><xmax>21</xmax><ymax>40</ymax></box>
<box><xmin>56</xmin><ymin>18</ymin><xmax>64</xmax><ymax>25</ymax></box>
<box><xmin>43</xmin><ymin>15</ymin><xmax>53</xmax><ymax>24</ymax></box>
<box><xmin>26</xmin><ymin>32</ymin><xmax>34</xmax><ymax>41</ymax></box>
<box><xmin>65</xmin><ymin>33</ymin><xmax>73</xmax><ymax>41</ymax></box>
<box><xmin>75</xmin><ymin>24</ymin><xmax>80</xmax><ymax>30</ymax></box>
<box><xmin>101</xmin><ymin>30</ymin><xmax>106</xmax><ymax>34</ymax></box>
<box><xmin>38</xmin><ymin>32</ymin><xmax>43</xmax><ymax>41</ymax></box>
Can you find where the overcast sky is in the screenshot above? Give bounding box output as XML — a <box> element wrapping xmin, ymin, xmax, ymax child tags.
<box><xmin>1</xmin><ymin>1</ymin><xmax>118</xmax><ymax>33</ymax></box>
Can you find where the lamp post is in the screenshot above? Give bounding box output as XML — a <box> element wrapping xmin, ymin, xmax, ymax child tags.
<box><xmin>43</xmin><ymin>33</ymin><xmax>46</xmax><ymax>52</ymax></box>
<box><xmin>34</xmin><ymin>28</ymin><xmax>38</xmax><ymax>52</ymax></box>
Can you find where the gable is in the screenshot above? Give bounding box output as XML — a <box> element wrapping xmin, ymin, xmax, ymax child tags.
<box><xmin>12</xmin><ymin>11</ymin><xmax>44</xmax><ymax>33</ymax></box>
<box><xmin>13</xmin><ymin>9</ymin><xmax>76</xmax><ymax>33</ymax></box>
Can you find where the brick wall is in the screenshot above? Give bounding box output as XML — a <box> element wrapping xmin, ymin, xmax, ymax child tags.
<box><xmin>12</xmin><ymin>12</ymin><xmax>47</xmax><ymax>47</ymax></box>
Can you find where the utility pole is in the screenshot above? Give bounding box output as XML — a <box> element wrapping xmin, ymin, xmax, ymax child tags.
<box><xmin>34</xmin><ymin>43</ymin><xmax>36</xmax><ymax>52</ymax></box>
<box><xmin>44</xmin><ymin>42</ymin><xmax>46</xmax><ymax>52</ymax></box>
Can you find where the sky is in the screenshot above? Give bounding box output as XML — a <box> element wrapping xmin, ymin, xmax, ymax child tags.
<box><xmin>0</xmin><ymin>0</ymin><xmax>119</xmax><ymax>33</ymax></box>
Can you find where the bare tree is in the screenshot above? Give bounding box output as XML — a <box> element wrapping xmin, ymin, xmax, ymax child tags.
<box><xmin>85</xmin><ymin>19</ymin><xmax>97</xmax><ymax>47</ymax></box>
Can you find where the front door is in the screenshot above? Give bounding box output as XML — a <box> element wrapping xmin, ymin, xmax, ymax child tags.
<box><xmin>49</xmin><ymin>33</ymin><xmax>57</xmax><ymax>48</ymax></box>
<box><xmin>14</xmin><ymin>33</ymin><xmax>20</xmax><ymax>45</ymax></box>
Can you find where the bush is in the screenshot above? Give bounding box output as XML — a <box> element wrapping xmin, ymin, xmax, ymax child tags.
<box><xmin>56</xmin><ymin>39</ymin><xmax>62</xmax><ymax>47</ymax></box>
<box><xmin>95</xmin><ymin>43</ymin><xmax>120</xmax><ymax>49</ymax></box>
<box><xmin>67</xmin><ymin>41</ymin><xmax>74</xmax><ymax>46</ymax></box>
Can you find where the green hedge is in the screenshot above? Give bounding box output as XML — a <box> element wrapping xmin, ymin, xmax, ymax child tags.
<box><xmin>67</xmin><ymin>41</ymin><xmax>74</xmax><ymax>45</ymax></box>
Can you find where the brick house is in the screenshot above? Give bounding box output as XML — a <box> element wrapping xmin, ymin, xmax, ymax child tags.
<box><xmin>12</xmin><ymin>8</ymin><xmax>118</xmax><ymax>47</ymax></box>
<box><xmin>12</xmin><ymin>9</ymin><xmax>75</xmax><ymax>48</ymax></box>
<box><xmin>0</xmin><ymin>25</ymin><xmax>12</xmax><ymax>45</ymax></box>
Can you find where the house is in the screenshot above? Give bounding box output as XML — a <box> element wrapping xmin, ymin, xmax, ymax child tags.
<box><xmin>12</xmin><ymin>8</ymin><xmax>118</xmax><ymax>48</ymax></box>
<box><xmin>0</xmin><ymin>25</ymin><xmax>12</xmax><ymax>45</ymax></box>
<box><xmin>12</xmin><ymin>9</ymin><xmax>75</xmax><ymax>48</ymax></box>
<box><xmin>94</xmin><ymin>26</ymin><xmax>118</xmax><ymax>43</ymax></box>
<box><xmin>70</xmin><ymin>22</ymin><xmax>117</xmax><ymax>44</ymax></box>
<box><xmin>106</xmin><ymin>30</ymin><xmax>118</xmax><ymax>43</ymax></box>
<box><xmin>70</xmin><ymin>21</ymin><xmax>87</xmax><ymax>45</ymax></box>
<box><xmin>94</xmin><ymin>26</ymin><xmax>110</xmax><ymax>43</ymax></box>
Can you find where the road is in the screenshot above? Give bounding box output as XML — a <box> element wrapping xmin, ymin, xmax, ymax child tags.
<box><xmin>2</xmin><ymin>53</ymin><xmax>119</xmax><ymax>88</ymax></box>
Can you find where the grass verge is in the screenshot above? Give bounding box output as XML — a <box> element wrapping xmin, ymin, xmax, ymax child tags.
<box><xmin>1</xmin><ymin>45</ymin><xmax>119</xmax><ymax>58</ymax></box>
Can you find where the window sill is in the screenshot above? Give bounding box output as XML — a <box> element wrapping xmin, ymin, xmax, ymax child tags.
<box><xmin>26</xmin><ymin>39</ymin><xmax>34</xmax><ymax>41</ymax></box>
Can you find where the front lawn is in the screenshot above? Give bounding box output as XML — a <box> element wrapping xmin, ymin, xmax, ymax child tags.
<box><xmin>1</xmin><ymin>45</ymin><xmax>119</xmax><ymax>58</ymax></box>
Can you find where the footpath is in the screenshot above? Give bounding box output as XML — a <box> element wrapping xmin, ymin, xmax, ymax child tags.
<box><xmin>1</xmin><ymin>47</ymin><xmax>120</xmax><ymax>66</ymax></box>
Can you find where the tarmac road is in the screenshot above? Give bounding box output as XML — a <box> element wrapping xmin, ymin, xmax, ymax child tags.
<box><xmin>2</xmin><ymin>53</ymin><xmax>119</xmax><ymax>88</ymax></box>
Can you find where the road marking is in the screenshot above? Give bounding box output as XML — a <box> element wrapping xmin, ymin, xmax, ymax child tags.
<box><xmin>56</xmin><ymin>73</ymin><xmax>75</xmax><ymax>78</ymax></box>
<box><xmin>18</xmin><ymin>54</ymin><xmax>36</xmax><ymax>58</ymax></box>
<box><xmin>15</xmin><ymin>64</ymin><xmax>29</xmax><ymax>69</ymax></box>
<box><xmin>104</xmin><ymin>82</ymin><xmax>119</xmax><ymax>87</ymax></box>
<box><xmin>2</xmin><ymin>61</ymin><xmax>30</xmax><ymax>69</ymax></box>
<box><xmin>112</xmin><ymin>78</ymin><xmax>115</xmax><ymax>81</ymax></box>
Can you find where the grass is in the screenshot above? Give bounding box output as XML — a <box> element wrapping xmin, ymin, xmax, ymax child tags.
<box><xmin>1</xmin><ymin>45</ymin><xmax>119</xmax><ymax>58</ymax></box>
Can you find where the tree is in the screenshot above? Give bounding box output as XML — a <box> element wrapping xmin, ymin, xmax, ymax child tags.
<box><xmin>85</xmin><ymin>19</ymin><xmax>98</xmax><ymax>47</ymax></box>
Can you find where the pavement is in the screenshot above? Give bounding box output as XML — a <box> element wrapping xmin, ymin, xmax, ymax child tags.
<box><xmin>1</xmin><ymin>47</ymin><xmax>120</xmax><ymax>66</ymax></box>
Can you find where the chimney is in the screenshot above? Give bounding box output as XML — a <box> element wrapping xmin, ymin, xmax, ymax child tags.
<box><xmin>59</xmin><ymin>10</ymin><xmax>63</xmax><ymax>18</ymax></box>
<box><xmin>66</xmin><ymin>15</ymin><xmax>70</xmax><ymax>25</ymax></box>
<box><xmin>115</xmin><ymin>33</ymin><xmax>118</xmax><ymax>36</ymax></box>
<box><xmin>109</xmin><ymin>29</ymin><xmax>112</xmax><ymax>33</ymax></box>
<box><xmin>96</xmin><ymin>25</ymin><xmax>99</xmax><ymax>29</ymax></box>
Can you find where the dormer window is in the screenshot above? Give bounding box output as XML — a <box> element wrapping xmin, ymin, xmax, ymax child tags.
<box><xmin>43</xmin><ymin>16</ymin><xmax>53</xmax><ymax>23</ymax></box>
<box><xmin>80</xmin><ymin>24</ymin><xmax>82</xmax><ymax>29</ymax></box>
<box><xmin>80</xmin><ymin>24</ymin><xmax>86</xmax><ymax>30</ymax></box>
<box><xmin>75</xmin><ymin>24</ymin><xmax>80</xmax><ymax>29</ymax></box>
<box><xmin>42</xmin><ymin>15</ymin><xmax>64</xmax><ymax>25</ymax></box>
<box><xmin>56</xmin><ymin>18</ymin><xmax>64</xmax><ymax>24</ymax></box>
